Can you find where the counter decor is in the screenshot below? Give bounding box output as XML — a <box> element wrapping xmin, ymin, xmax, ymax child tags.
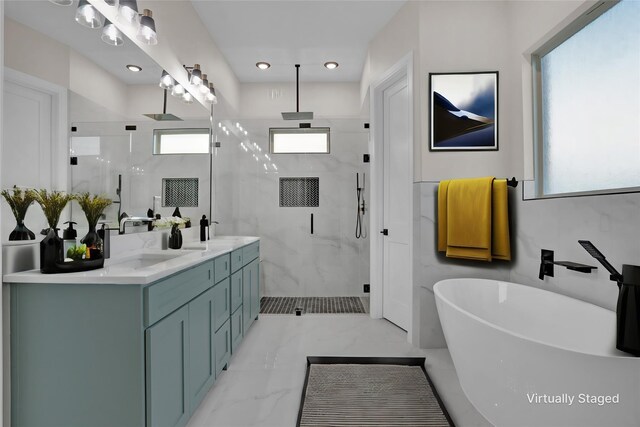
<box><xmin>75</xmin><ymin>192</ymin><xmax>112</xmax><ymax>254</ymax></box>
<box><xmin>34</xmin><ymin>190</ymin><xmax>73</xmax><ymax>274</ymax></box>
<box><xmin>1</xmin><ymin>186</ymin><xmax>37</xmax><ymax>241</ymax></box>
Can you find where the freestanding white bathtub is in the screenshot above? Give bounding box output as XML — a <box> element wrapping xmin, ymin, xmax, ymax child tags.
<box><xmin>434</xmin><ymin>278</ymin><xmax>640</xmax><ymax>427</ymax></box>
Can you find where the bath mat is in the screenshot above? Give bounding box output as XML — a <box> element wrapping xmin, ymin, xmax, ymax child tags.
<box><xmin>260</xmin><ymin>297</ymin><xmax>365</xmax><ymax>314</ymax></box>
<box><xmin>297</xmin><ymin>357</ymin><xmax>454</xmax><ymax>427</ymax></box>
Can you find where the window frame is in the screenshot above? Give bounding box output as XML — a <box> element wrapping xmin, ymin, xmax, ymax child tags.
<box><xmin>269</xmin><ymin>127</ymin><xmax>331</xmax><ymax>154</ymax></box>
<box><xmin>530</xmin><ymin>0</ymin><xmax>640</xmax><ymax>199</ymax></box>
<box><xmin>153</xmin><ymin>128</ymin><xmax>211</xmax><ymax>155</ymax></box>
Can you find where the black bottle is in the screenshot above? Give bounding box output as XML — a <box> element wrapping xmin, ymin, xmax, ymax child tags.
<box><xmin>200</xmin><ymin>215</ymin><xmax>209</xmax><ymax>242</ymax></box>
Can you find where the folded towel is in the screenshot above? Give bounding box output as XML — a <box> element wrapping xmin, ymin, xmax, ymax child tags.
<box><xmin>445</xmin><ymin>177</ymin><xmax>494</xmax><ymax>261</ymax></box>
<box><xmin>491</xmin><ymin>179</ymin><xmax>511</xmax><ymax>261</ymax></box>
<box><xmin>437</xmin><ymin>180</ymin><xmax>450</xmax><ymax>252</ymax></box>
<box><xmin>437</xmin><ymin>177</ymin><xmax>512</xmax><ymax>262</ymax></box>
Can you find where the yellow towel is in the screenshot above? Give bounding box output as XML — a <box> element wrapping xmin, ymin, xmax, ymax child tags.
<box><xmin>445</xmin><ymin>177</ymin><xmax>494</xmax><ymax>261</ymax></box>
<box><xmin>491</xmin><ymin>179</ymin><xmax>511</xmax><ymax>261</ymax></box>
<box><xmin>437</xmin><ymin>177</ymin><xmax>512</xmax><ymax>262</ymax></box>
<box><xmin>437</xmin><ymin>180</ymin><xmax>450</xmax><ymax>252</ymax></box>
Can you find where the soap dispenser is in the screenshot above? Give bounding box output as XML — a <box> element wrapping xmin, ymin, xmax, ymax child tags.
<box><xmin>200</xmin><ymin>215</ymin><xmax>209</xmax><ymax>242</ymax></box>
<box><xmin>63</xmin><ymin>221</ymin><xmax>77</xmax><ymax>254</ymax></box>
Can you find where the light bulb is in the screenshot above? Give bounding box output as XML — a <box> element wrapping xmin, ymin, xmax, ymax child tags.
<box><xmin>136</xmin><ymin>9</ymin><xmax>157</xmax><ymax>46</ymax></box>
<box><xmin>171</xmin><ymin>83</ymin><xmax>185</xmax><ymax>97</ymax></box>
<box><xmin>190</xmin><ymin>64</ymin><xmax>202</xmax><ymax>86</ymax></box>
<box><xmin>200</xmin><ymin>75</ymin><xmax>210</xmax><ymax>94</ymax></box>
<box><xmin>101</xmin><ymin>20</ymin><xmax>123</xmax><ymax>46</ymax></box>
<box><xmin>182</xmin><ymin>92</ymin><xmax>194</xmax><ymax>104</ymax></box>
<box><xmin>119</xmin><ymin>0</ymin><xmax>139</xmax><ymax>24</ymax></box>
<box><xmin>206</xmin><ymin>84</ymin><xmax>218</xmax><ymax>104</ymax></box>
<box><xmin>75</xmin><ymin>0</ymin><xmax>104</xmax><ymax>29</ymax></box>
<box><xmin>159</xmin><ymin>71</ymin><xmax>174</xmax><ymax>90</ymax></box>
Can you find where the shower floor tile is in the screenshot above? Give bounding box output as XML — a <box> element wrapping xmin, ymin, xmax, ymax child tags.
<box><xmin>260</xmin><ymin>296</ymin><xmax>366</xmax><ymax>314</ymax></box>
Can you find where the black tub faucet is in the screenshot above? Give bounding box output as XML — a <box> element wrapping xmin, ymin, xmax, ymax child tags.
<box><xmin>579</xmin><ymin>240</ymin><xmax>640</xmax><ymax>356</ymax></box>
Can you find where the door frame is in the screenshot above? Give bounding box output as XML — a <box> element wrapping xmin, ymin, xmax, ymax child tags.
<box><xmin>369</xmin><ymin>53</ymin><xmax>414</xmax><ymax>341</ymax></box>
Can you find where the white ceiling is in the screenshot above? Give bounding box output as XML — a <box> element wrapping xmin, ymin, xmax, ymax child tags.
<box><xmin>4</xmin><ymin>0</ymin><xmax>162</xmax><ymax>85</ymax></box>
<box><xmin>4</xmin><ymin>1</ymin><xmax>405</xmax><ymax>87</ymax></box>
<box><xmin>191</xmin><ymin>0</ymin><xmax>406</xmax><ymax>83</ymax></box>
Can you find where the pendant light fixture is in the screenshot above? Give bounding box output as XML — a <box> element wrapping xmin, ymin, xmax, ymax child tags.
<box><xmin>101</xmin><ymin>19</ymin><xmax>124</xmax><ymax>46</ymax></box>
<box><xmin>182</xmin><ymin>92</ymin><xmax>194</xmax><ymax>104</ymax></box>
<box><xmin>119</xmin><ymin>0</ymin><xmax>139</xmax><ymax>25</ymax></box>
<box><xmin>75</xmin><ymin>0</ymin><xmax>104</xmax><ymax>29</ymax></box>
<box><xmin>206</xmin><ymin>84</ymin><xmax>218</xmax><ymax>104</ymax></box>
<box><xmin>171</xmin><ymin>83</ymin><xmax>185</xmax><ymax>97</ymax></box>
<box><xmin>159</xmin><ymin>70</ymin><xmax>175</xmax><ymax>90</ymax></box>
<box><xmin>189</xmin><ymin>64</ymin><xmax>203</xmax><ymax>86</ymax></box>
<box><xmin>137</xmin><ymin>9</ymin><xmax>158</xmax><ymax>45</ymax></box>
<box><xmin>200</xmin><ymin>74</ymin><xmax>210</xmax><ymax>94</ymax></box>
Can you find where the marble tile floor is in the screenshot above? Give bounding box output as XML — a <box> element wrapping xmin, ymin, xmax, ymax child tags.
<box><xmin>186</xmin><ymin>314</ymin><xmax>491</xmax><ymax>427</ymax></box>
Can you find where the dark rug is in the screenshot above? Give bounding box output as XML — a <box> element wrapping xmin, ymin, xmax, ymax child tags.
<box><xmin>297</xmin><ymin>357</ymin><xmax>454</xmax><ymax>427</ymax></box>
<box><xmin>260</xmin><ymin>297</ymin><xmax>365</xmax><ymax>314</ymax></box>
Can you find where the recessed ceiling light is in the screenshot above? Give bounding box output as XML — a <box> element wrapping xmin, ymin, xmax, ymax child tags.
<box><xmin>324</xmin><ymin>61</ymin><xmax>339</xmax><ymax>70</ymax></box>
<box><xmin>126</xmin><ymin>64</ymin><xmax>142</xmax><ymax>72</ymax></box>
<box><xmin>256</xmin><ymin>62</ymin><xmax>271</xmax><ymax>70</ymax></box>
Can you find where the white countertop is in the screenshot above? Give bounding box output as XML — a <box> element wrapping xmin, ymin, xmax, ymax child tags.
<box><xmin>3</xmin><ymin>236</ymin><xmax>259</xmax><ymax>285</ymax></box>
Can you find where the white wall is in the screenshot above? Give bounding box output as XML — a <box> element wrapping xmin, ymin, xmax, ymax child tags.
<box><xmin>239</xmin><ymin>82</ymin><xmax>363</xmax><ymax>119</ymax></box>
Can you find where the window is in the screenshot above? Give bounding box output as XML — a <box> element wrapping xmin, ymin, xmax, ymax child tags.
<box><xmin>153</xmin><ymin>128</ymin><xmax>210</xmax><ymax>154</ymax></box>
<box><xmin>269</xmin><ymin>128</ymin><xmax>330</xmax><ymax>154</ymax></box>
<box><xmin>533</xmin><ymin>0</ymin><xmax>640</xmax><ymax>197</ymax></box>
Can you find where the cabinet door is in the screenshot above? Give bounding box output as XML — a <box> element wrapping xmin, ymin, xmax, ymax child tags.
<box><xmin>145</xmin><ymin>306</ymin><xmax>189</xmax><ymax>427</ymax></box>
<box><xmin>249</xmin><ymin>259</ymin><xmax>260</xmax><ymax>321</ymax></box>
<box><xmin>214</xmin><ymin>320</ymin><xmax>230</xmax><ymax>378</ymax></box>
<box><xmin>188</xmin><ymin>288</ymin><xmax>215</xmax><ymax>414</ymax></box>
<box><xmin>242</xmin><ymin>266</ymin><xmax>252</xmax><ymax>335</ymax></box>
<box><xmin>230</xmin><ymin>307</ymin><xmax>243</xmax><ymax>354</ymax></box>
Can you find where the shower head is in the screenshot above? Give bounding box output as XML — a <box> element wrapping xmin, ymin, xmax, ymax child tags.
<box><xmin>143</xmin><ymin>89</ymin><xmax>183</xmax><ymax>121</ymax></box>
<box><xmin>281</xmin><ymin>64</ymin><xmax>314</xmax><ymax>120</ymax></box>
<box><xmin>578</xmin><ymin>240</ymin><xmax>622</xmax><ymax>284</ymax></box>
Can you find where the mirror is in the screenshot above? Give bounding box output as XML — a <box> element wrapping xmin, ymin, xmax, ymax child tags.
<box><xmin>3</xmin><ymin>0</ymin><xmax>213</xmax><ymax>240</ymax></box>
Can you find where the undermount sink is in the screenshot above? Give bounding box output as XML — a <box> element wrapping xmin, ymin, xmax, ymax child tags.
<box><xmin>107</xmin><ymin>251</ymin><xmax>191</xmax><ymax>270</ymax></box>
<box><xmin>182</xmin><ymin>241</ymin><xmax>233</xmax><ymax>250</ymax></box>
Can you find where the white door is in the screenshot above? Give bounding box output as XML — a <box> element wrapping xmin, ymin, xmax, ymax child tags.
<box><xmin>2</xmin><ymin>80</ymin><xmax>53</xmax><ymax>239</ymax></box>
<box><xmin>381</xmin><ymin>76</ymin><xmax>411</xmax><ymax>330</ymax></box>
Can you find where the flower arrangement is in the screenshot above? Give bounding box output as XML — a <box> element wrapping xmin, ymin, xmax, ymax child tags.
<box><xmin>74</xmin><ymin>192</ymin><xmax>112</xmax><ymax>228</ymax></box>
<box><xmin>1</xmin><ymin>186</ymin><xmax>36</xmax><ymax>224</ymax></box>
<box><xmin>1</xmin><ymin>186</ymin><xmax>37</xmax><ymax>240</ymax></box>
<box><xmin>33</xmin><ymin>189</ymin><xmax>73</xmax><ymax>229</ymax></box>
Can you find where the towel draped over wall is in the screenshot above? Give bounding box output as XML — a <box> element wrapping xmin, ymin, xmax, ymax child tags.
<box><xmin>438</xmin><ymin>176</ymin><xmax>511</xmax><ymax>262</ymax></box>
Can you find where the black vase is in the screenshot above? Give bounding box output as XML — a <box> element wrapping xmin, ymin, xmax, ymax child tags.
<box><xmin>80</xmin><ymin>224</ymin><xmax>102</xmax><ymax>252</ymax></box>
<box><xmin>9</xmin><ymin>221</ymin><xmax>35</xmax><ymax>241</ymax></box>
<box><xmin>40</xmin><ymin>228</ymin><xmax>63</xmax><ymax>274</ymax></box>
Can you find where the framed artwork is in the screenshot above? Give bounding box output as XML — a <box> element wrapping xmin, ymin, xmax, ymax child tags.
<box><xmin>429</xmin><ymin>71</ymin><xmax>498</xmax><ymax>151</ymax></box>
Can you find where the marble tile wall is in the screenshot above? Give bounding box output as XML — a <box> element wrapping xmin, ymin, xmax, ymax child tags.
<box><xmin>70</xmin><ymin>120</ymin><xmax>211</xmax><ymax>234</ymax></box>
<box><xmin>415</xmin><ymin>181</ymin><xmax>640</xmax><ymax>348</ymax></box>
<box><xmin>213</xmin><ymin>119</ymin><xmax>370</xmax><ymax>297</ymax></box>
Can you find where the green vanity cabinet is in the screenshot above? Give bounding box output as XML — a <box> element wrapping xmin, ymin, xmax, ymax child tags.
<box><xmin>9</xmin><ymin>239</ymin><xmax>260</xmax><ymax>427</ymax></box>
<box><xmin>145</xmin><ymin>305</ymin><xmax>190</xmax><ymax>427</ymax></box>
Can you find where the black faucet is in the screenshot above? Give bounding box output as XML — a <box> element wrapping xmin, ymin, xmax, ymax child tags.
<box><xmin>539</xmin><ymin>249</ymin><xmax>596</xmax><ymax>280</ymax></box>
<box><xmin>579</xmin><ymin>240</ymin><xmax>640</xmax><ymax>356</ymax></box>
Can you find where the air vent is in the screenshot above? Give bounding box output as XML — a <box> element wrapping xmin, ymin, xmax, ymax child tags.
<box><xmin>279</xmin><ymin>177</ymin><xmax>319</xmax><ymax>207</ymax></box>
<box><xmin>162</xmin><ymin>178</ymin><xmax>199</xmax><ymax>207</ymax></box>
